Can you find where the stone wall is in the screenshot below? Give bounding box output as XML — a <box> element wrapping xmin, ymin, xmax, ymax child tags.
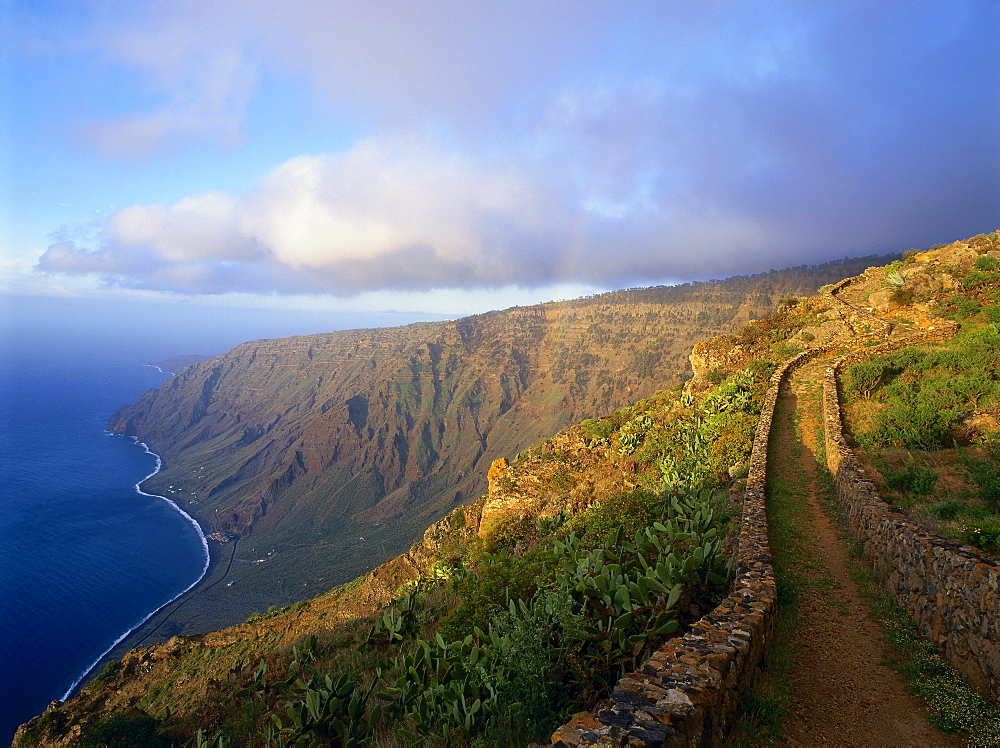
<box><xmin>550</xmin><ymin>270</ymin><xmax>999</xmax><ymax>745</ymax></box>
<box><xmin>550</xmin><ymin>346</ymin><xmax>831</xmax><ymax>746</ymax></box>
<box><xmin>823</xmin><ymin>331</ymin><xmax>1000</xmax><ymax>702</ymax></box>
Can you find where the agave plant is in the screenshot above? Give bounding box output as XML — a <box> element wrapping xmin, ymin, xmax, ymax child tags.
<box><xmin>885</xmin><ymin>267</ymin><xmax>907</xmax><ymax>288</ymax></box>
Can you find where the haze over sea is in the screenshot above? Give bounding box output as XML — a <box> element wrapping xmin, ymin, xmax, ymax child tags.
<box><xmin>0</xmin><ymin>295</ymin><xmax>447</xmax><ymax>743</ymax></box>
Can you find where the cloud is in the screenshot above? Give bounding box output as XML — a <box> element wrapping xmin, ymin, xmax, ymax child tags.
<box><xmin>37</xmin><ymin>138</ymin><xmax>572</xmax><ymax>293</ymax></box>
<box><xmin>31</xmin><ymin>0</ymin><xmax>1000</xmax><ymax>294</ymax></box>
<box><xmin>72</xmin><ymin>12</ymin><xmax>258</xmax><ymax>157</ymax></box>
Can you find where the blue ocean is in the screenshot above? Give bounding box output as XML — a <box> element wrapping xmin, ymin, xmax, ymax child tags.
<box><xmin>0</xmin><ymin>295</ymin><xmax>448</xmax><ymax>743</ymax></box>
<box><xmin>0</xmin><ymin>349</ymin><xmax>208</xmax><ymax>744</ymax></box>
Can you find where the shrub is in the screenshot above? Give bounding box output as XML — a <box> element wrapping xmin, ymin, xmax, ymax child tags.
<box><xmin>563</xmin><ymin>488</ymin><xmax>662</xmax><ymax>547</ymax></box>
<box><xmin>891</xmin><ymin>287</ymin><xmax>915</xmax><ymax>305</ymax></box>
<box><xmin>962</xmin><ymin>270</ymin><xmax>992</xmax><ymax>290</ymax></box>
<box><xmin>77</xmin><ymin>713</ymin><xmax>172</xmax><ymax>748</ymax></box>
<box><xmin>448</xmin><ymin>507</ymin><xmax>466</xmax><ymax>530</ymax></box>
<box><xmin>91</xmin><ymin>658</ymin><xmax>120</xmax><ymax>688</ymax></box>
<box><xmin>847</xmin><ymin>357</ymin><xmax>903</xmax><ymax>398</ymax></box>
<box><xmin>864</xmin><ymin>400</ymin><xmax>959</xmax><ymax>450</ymax></box>
<box><xmin>959</xmin><ymin>520</ymin><xmax>1000</xmax><ymax>553</ymax></box>
<box><xmin>706</xmin><ymin>369</ymin><xmax>727</xmax><ymax>385</ymax></box>
<box><xmin>928</xmin><ymin>499</ymin><xmax>964</xmax><ymax>520</ymax></box>
<box><xmin>442</xmin><ymin>547</ymin><xmax>561</xmax><ymax>637</ymax></box>
<box><xmin>974</xmin><ymin>255</ymin><xmax>999</xmax><ymax>271</ymax></box>
<box><xmin>548</xmin><ymin>465</ymin><xmax>574</xmax><ymax>493</ymax></box>
<box><xmin>962</xmin><ymin>449</ymin><xmax>1000</xmax><ymax>508</ymax></box>
<box><xmin>955</xmin><ymin>297</ymin><xmax>983</xmax><ymax>318</ymax></box>
<box><xmin>580</xmin><ymin>418</ymin><xmax>614</xmax><ymax>441</ymax></box>
<box><xmin>480</xmin><ymin>513</ymin><xmax>535</xmax><ymax>554</ymax></box>
<box><xmin>880</xmin><ymin>459</ymin><xmax>938</xmax><ymax>496</ymax></box>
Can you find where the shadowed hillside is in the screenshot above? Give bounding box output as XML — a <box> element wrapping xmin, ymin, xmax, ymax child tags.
<box><xmin>109</xmin><ymin>257</ymin><xmax>891</xmax><ymax>631</ymax></box>
<box><xmin>19</xmin><ymin>235</ymin><xmax>1000</xmax><ymax>746</ymax></box>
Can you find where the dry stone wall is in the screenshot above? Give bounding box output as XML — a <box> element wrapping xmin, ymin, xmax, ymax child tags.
<box><xmin>823</xmin><ymin>331</ymin><xmax>1000</xmax><ymax>702</ymax></box>
<box><xmin>551</xmin><ymin>268</ymin><xmax>998</xmax><ymax>745</ymax></box>
<box><xmin>550</xmin><ymin>345</ymin><xmax>832</xmax><ymax>747</ymax></box>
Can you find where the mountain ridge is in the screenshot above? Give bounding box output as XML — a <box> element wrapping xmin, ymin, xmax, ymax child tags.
<box><xmin>17</xmin><ymin>235</ymin><xmax>1000</xmax><ymax>745</ymax></box>
<box><xmin>108</xmin><ymin>256</ymin><xmax>892</xmax><ymax>632</ymax></box>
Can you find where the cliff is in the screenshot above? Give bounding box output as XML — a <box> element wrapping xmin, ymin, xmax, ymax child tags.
<box><xmin>16</xmin><ymin>235</ymin><xmax>1000</xmax><ymax>745</ymax></box>
<box><xmin>108</xmin><ymin>258</ymin><xmax>885</xmax><ymax>628</ymax></box>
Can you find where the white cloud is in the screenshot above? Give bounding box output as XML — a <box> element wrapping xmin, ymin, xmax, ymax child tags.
<box><xmin>108</xmin><ymin>192</ymin><xmax>249</xmax><ymax>262</ymax></box>
<box><xmin>37</xmin><ymin>137</ymin><xmax>575</xmax><ymax>293</ymax></box>
<box><xmin>242</xmin><ymin>143</ymin><xmax>547</xmax><ymax>270</ymax></box>
<box><xmin>27</xmin><ymin>0</ymin><xmax>1000</xmax><ymax>296</ymax></box>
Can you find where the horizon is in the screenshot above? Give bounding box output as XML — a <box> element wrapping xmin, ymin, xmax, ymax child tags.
<box><xmin>1</xmin><ymin>248</ymin><xmax>901</xmax><ymax>365</ymax></box>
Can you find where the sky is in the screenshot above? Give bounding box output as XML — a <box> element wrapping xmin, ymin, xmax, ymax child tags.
<box><xmin>2</xmin><ymin>0</ymin><xmax>998</xmax><ymax>343</ymax></box>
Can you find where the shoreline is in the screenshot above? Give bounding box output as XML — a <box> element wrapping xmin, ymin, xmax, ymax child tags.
<box><xmin>143</xmin><ymin>364</ymin><xmax>173</xmax><ymax>376</ymax></box>
<box><xmin>60</xmin><ymin>436</ymin><xmax>212</xmax><ymax>701</ymax></box>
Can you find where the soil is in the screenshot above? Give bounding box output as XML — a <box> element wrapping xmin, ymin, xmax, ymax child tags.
<box><xmin>769</xmin><ymin>360</ymin><xmax>958</xmax><ymax>747</ymax></box>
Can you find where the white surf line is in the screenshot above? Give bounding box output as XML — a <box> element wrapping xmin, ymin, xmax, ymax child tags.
<box><xmin>60</xmin><ymin>438</ymin><xmax>211</xmax><ymax>701</ymax></box>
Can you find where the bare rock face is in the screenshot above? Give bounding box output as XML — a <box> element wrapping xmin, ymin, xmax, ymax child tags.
<box><xmin>686</xmin><ymin>338</ymin><xmax>750</xmax><ymax>393</ymax></box>
<box><xmin>480</xmin><ymin>458</ymin><xmax>513</xmax><ymax>536</ymax></box>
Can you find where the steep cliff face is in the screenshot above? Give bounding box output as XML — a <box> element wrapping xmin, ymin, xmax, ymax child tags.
<box><xmin>19</xmin><ymin>238</ymin><xmax>999</xmax><ymax>746</ymax></box>
<box><xmin>109</xmin><ymin>258</ymin><xmax>890</xmax><ymax>623</ymax></box>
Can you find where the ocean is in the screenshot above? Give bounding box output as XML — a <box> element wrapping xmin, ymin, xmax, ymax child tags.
<box><xmin>0</xmin><ymin>348</ymin><xmax>208</xmax><ymax>744</ymax></box>
<box><xmin>0</xmin><ymin>295</ymin><xmax>453</xmax><ymax>743</ymax></box>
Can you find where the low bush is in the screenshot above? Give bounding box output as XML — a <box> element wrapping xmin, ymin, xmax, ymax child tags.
<box><xmin>962</xmin><ymin>448</ymin><xmax>1000</xmax><ymax>508</ymax></box>
<box><xmin>77</xmin><ymin>713</ymin><xmax>172</xmax><ymax>748</ymax></box>
<box><xmin>959</xmin><ymin>519</ymin><xmax>1000</xmax><ymax>553</ymax></box>
<box><xmin>879</xmin><ymin>459</ymin><xmax>938</xmax><ymax>496</ymax></box>
<box><xmin>928</xmin><ymin>499</ymin><xmax>964</xmax><ymax>521</ymax></box>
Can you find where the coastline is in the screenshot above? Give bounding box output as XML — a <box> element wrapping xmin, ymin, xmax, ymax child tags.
<box><xmin>60</xmin><ymin>437</ymin><xmax>211</xmax><ymax>701</ymax></box>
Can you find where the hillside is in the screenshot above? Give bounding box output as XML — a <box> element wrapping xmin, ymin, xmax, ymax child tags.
<box><xmin>15</xmin><ymin>234</ymin><xmax>1000</xmax><ymax>746</ymax></box>
<box><xmin>108</xmin><ymin>258</ymin><xmax>885</xmax><ymax>632</ymax></box>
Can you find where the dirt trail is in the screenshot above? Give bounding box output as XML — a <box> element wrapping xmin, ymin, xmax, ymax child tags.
<box><xmin>768</xmin><ymin>360</ymin><xmax>956</xmax><ymax>747</ymax></box>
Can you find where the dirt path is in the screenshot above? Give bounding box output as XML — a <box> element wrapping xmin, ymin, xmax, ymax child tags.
<box><xmin>767</xmin><ymin>360</ymin><xmax>956</xmax><ymax>747</ymax></box>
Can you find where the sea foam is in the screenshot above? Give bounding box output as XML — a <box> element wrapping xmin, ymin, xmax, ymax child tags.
<box><xmin>60</xmin><ymin>438</ymin><xmax>210</xmax><ymax>700</ymax></box>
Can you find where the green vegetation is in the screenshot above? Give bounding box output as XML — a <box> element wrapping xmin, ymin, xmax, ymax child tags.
<box><xmin>177</xmin><ymin>367</ymin><xmax>769</xmax><ymax>745</ymax></box>
<box><xmin>206</xmin><ymin>486</ymin><xmax>729</xmax><ymax>745</ymax></box>
<box><xmin>846</xmin><ymin>327</ymin><xmax>1000</xmax><ymax>450</ymax></box>
<box><xmin>77</xmin><ymin>714</ymin><xmax>173</xmax><ymax>748</ymax></box>
<box><xmin>842</xmin><ymin>304</ymin><xmax>1000</xmax><ymax>551</ymax></box>
<box><xmin>874</xmin><ymin>457</ymin><xmax>937</xmax><ymax>497</ymax></box>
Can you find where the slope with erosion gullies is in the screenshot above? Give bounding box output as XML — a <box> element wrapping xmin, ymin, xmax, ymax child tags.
<box><xmin>24</xmin><ymin>238</ymin><xmax>1000</xmax><ymax>745</ymax></box>
<box><xmin>110</xmin><ymin>256</ymin><xmax>890</xmax><ymax>621</ymax></box>
<box><xmin>19</xmin><ymin>293</ymin><xmax>797</xmax><ymax>747</ymax></box>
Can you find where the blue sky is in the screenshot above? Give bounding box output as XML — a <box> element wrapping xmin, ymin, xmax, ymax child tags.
<box><xmin>2</xmin><ymin>0</ymin><xmax>998</xmax><ymax>325</ymax></box>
